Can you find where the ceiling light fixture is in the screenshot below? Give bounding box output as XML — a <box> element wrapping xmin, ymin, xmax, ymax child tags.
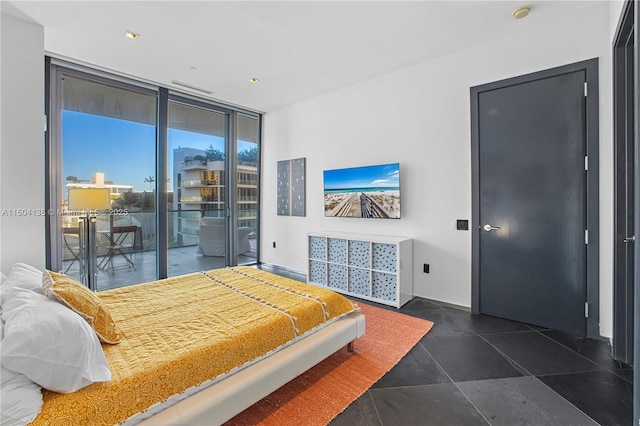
<box><xmin>125</xmin><ymin>30</ymin><xmax>139</xmax><ymax>40</ymax></box>
<box><xmin>249</xmin><ymin>78</ymin><xmax>260</xmax><ymax>84</ymax></box>
<box><xmin>512</xmin><ymin>5</ymin><xmax>531</xmax><ymax>19</ymax></box>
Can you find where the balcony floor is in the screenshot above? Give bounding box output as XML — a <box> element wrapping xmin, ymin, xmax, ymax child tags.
<box><xmin>62</xmin><ymin>244</ymin><xmax>257</xmax><ymax>291</ymax></box>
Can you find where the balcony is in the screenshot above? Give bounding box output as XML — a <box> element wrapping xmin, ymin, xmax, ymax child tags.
<box><xmin>62</xmin><ymin>244</ymin><xmax>257</xmax><ymax>291</ymax></box>
<box><xmin>61</xmin><ymin>209</ymin><xmax>257</xmax><ymax>291</ymax></box>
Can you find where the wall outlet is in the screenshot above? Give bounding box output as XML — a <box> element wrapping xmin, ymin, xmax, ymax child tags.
<box><xmin>423</xmin><ymin>264</ymin><xmax>430</xmax><ymax>273</ymax></box>
<box><xmin>272</xmin><ymin>241</ymin><xmax>276</xmax><ymax>248</ymax></box>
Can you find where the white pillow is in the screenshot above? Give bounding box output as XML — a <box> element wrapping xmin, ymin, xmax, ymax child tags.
<box><xmin>0</xmin><ymin>295</ymin><xmax>43</xmax><ymax>426</ymax></box>
<box><xmin>1</xmin><ymin>288</ymin><xmax>111</xmax><ymax>393</ymax></box>
<box><xmin>8</xmin><ymin>263</ymin><xmax>44</xmax><ymax>292</ymax></box>
<box><xmin>1</xmin><ymin>263</ymin><xmax>45</xmax><ymax>306</ymax></box>
<box><xmin>0</xmin><ymin>362</ymin><xmax>43</xmax><ymax>426</ymax></box>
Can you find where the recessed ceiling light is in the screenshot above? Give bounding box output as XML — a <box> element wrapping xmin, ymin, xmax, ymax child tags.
<box><xmin>249</xmin><ymin>78</ymin><xmax>260</xmax><ymax>84</ymax></box>
<box><xmin>512</xmin><ymin>5</ymin><xmax>531</xmax><ymax>19</ymax></box>
<box><xmin>125</xmin><ymin>30</ymin><xmax>139</xmax><ymax>40</ymax></box>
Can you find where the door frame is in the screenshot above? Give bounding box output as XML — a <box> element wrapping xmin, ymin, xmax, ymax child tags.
<box><xmin>631</xmin><ymin>1</ymin><xmax>640</xmax><ymax>425</ymax></box>
<box><xmin>613</xmin><ymin>0</ymin><xmax>635</xmax><ymax>364</ymax></box>
<box><xmin>470</xmin><ymin>59</ymin><xmax>600</xmax><ymax>339</ymax></box>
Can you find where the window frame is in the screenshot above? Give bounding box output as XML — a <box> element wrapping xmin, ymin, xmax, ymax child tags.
<box><xmin>45</xmin><ymin>58</ymin><xmax>262</xmax><ymax>279</ymax></box>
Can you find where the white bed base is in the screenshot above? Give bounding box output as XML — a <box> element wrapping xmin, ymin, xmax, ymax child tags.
<box><xmin>136</xmin><ymin>310</ymin><xmax>366</xmax><ymax>426</ymax></box>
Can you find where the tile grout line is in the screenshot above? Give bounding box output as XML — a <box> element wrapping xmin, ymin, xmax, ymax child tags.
<box><xmin>339</xmin><ymin>301</ymin><xmax>625</xmax><ymax>425</ymax></box>
<box><xmin>364</xmin><ymin>390</ymin><xmax>384</xmax><ymax>426</ymax></box>
<box><xmin>530</xmin><ymin>328</ymin><xmax>623</xmax><ymax>425</ymax></box>
<box><xmin>387</xmin><ymin>304</ymin><xmax>626</xmax><ymax>426</ymax></box>
<box><xmin>528</xmin><ymin>375</ymin><xmax>601</xmax><ymax>425</ymax></box>
<box><xmin>477</xmin><ymin>333</ymin><xmax>536</xmax><ymax>377</ymax></box>
<box><xmin>533</xmin><ymin>328</ymin><xmax>610</xmax><ymax>371</ymax></box>
<box><xmin>528</xmin><ymin>326</ymin><xmax>616</xmax><ymax>423</ymax></box>
<box><xmin>419</xmin><ymin>341</ymin><xmax>494</xmax><ymax>426</ymax></box>
<box><xmin>478</xmin><ymin>330</ymin><xmax>602</xmax><ymax>425</ymax></box>
<box><xmin>332</xmin><ymin>301</ymin><xmax>447</xmax><ymax>424</ymax></box>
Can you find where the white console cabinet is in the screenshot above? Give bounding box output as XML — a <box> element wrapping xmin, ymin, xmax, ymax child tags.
<box><xmin>307</xmin><ymin>231</ymin><xmax>413</xmax><ymax>308</ymax></box>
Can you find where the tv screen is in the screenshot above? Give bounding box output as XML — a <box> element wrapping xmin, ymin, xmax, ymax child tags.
<box><xmin>323</xmin><ymin>163</ymin><xmax>400</xmax><ymax>219</ymax></box>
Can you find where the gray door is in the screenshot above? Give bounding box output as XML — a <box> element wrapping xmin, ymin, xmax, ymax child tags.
<box><xmin>475</xmin><ymin>71</ymin><xmax>588</xmax><ymax>335</ymax></box>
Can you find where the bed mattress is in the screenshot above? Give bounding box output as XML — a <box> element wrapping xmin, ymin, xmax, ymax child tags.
<box><xmin>29</xmin><ymin>267</ymin><xmax>357</xmax><ymax>426</ymax></box>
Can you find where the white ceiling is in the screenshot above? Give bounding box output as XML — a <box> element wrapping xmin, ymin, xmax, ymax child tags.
<box><xmin>4</xmin><ymin>1</ymin><xmax>606</xmax><ymax>112</ymax></box>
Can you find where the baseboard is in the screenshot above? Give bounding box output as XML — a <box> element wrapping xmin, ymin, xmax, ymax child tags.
<box><xmin>257</xmin><ymin>262</ymin><xmax>306</xmax><ymax>277</ymax></box>
<box><xmin>418</xmin><ymin>297</ymin><xmax>471</xmax><ymax>312</ymax></box>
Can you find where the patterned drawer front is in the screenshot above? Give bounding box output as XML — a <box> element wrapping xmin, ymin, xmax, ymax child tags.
<box><xmin>328</xmin><ymin>238</ymin><xmax>347</xmax><ymax>264</ymax></box>
<box><xmin>328</xmin><ymin>264</ymin><xmax>347</xmax><ymax>291</ymax></box>
<box><xmin>372</xmin><ymin>243</ymin><xmax>397</xmax><ymax>273</ymax></box>
<box><xmin>372</xmin><ymin>272</ymin><xmax>396</xmax><ymax>302</ymax></box>
<box><xmin>309</xmin><ymin>236</ymin><xmax>327</xmax><ymax>259</ymax></box>
<box><xmin>348</xmin><ymin>268</ymin><xmax>370</xmax><ymax>296</ymax></box>
<box><xmin>309</xmin><ymin>260</ymin><xmax>327</xmax><ymax>284</ymax></box>
<box><xmin>348</xmin><ymin>240</ymin><xmax>370</xmax><ymax>268</ymax></box>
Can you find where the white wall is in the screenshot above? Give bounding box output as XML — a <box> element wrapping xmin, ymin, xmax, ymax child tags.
<box><xmin>610</xmin><ymin>0</ymin><xmax>626</xmax><ymax>41</ymax></box>
<box><xmin>0</xmin><ymin>13</ymin><xmax>46</xmax><ymax>272</ymax></box>
<box><xmin>261</xmin><ymin>4</ymin><xmax>615</xmax><ymax>337</ymax></box>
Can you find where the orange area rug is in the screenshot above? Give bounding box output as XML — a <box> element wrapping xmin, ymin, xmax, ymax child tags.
<box><xmin>225</xmin><ymin>302</ymin><xmax>434</xmax><ymax>425</ymax></box>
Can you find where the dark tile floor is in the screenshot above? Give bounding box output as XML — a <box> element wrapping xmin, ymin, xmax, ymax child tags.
<box><xmin>259</xmin><ymin>265</ymin><xmax>634</xmax><ymax>426</ymax></box>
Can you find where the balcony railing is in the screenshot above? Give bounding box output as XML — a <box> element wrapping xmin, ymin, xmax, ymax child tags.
<box><xmin>62</xmin><ymin>209</ymin><xmax>258</xmax><ymax>262</ymax></box>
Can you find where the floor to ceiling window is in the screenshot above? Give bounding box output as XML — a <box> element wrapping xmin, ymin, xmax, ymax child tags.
<box><xmin>236</xmin><ymin>114</ymin><xmax>260</xmax><ymax>266</ymax></box>
<box><xmin>47</xmin><ymin>60</ymin><xmax>261</xmax><ymax>290</ymax></box>
<box><xmin>168</xmin><ymin>100</ymin><xmax>229</xmax><ymax>277</ymax></box>
<box><xmin>56</xmin><ymin>73</ymin><xmax>158</xmax><ymax>290</ymax></box>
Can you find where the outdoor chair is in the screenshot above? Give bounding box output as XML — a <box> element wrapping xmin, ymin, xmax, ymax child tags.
<box><xmin>99</xmin><ymin>225</ymin><xmax>137</xmax><ymax>273</ymax></box>
<box><xmin>62</xmin><ymin>226</ymin><xmax>80</xmax><ymax>273</ymax></box>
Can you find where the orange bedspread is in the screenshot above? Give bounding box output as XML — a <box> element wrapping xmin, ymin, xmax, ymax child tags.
<box><xmin>30</xmin><ymin>267</ymin><xmax>357</xmax><ymax>426</ymax></box>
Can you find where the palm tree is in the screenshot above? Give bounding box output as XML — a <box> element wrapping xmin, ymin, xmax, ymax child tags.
<box><xmin>144</xmin><ymin>176</ymin><xmax>155</xmax><ymax>191</ymax></box>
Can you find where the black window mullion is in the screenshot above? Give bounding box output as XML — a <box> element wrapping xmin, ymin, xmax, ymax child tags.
<box><xmin>227</xmin><ymin>112</ymin><xmax>238</xmax><ymax>266</ymax></box>
<box><xmin>156</xmin><ymin>88</ymin><xmax>169</xmax><ymax>279</ymax></box>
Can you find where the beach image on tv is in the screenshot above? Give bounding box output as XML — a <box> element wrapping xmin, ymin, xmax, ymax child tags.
<box><xmin>324</xmin><ymin>163</ymin><xmax>400</xmax><ymax>219</ymax></box>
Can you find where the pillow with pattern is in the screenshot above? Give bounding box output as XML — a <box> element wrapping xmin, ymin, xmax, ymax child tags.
<box><xmin>42</xmin><ymin>270</ymin><xmax>121</xmax><ymax>344</ymax></box>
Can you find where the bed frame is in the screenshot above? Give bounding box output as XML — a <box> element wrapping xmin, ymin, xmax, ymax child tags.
<box><xmin>135</xmin><ymin>310</ymin><xmax>365</xmax><ymax>425</ymax></box>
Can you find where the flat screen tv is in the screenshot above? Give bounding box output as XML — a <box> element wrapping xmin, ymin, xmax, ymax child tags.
<box><xmin>323</xmin><ymin>163</ymin><xmax>400</xmax><ymax>219</ymax></box>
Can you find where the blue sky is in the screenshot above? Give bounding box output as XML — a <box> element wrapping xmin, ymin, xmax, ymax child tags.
<box><xmin>323</xmin><ymin>163</ymin><xmax>400</xmax><ymax>190</ymax></box>
<box><xmin>62</xmin><ymin>111</ymin><xmax>253</xmax><ymax>192</ymax></box>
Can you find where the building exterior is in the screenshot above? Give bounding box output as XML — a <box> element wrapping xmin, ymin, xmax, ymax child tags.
<box><xmin>173</xmin><ymin>148</ymin><xmax>258</xmax><ymax>246</ymax></box>
<box><xmin>62</xmin><ymin>172</ymin><xmax>134</xmax><ymax>227</ymax></box>
<box><xmin>65</xmin><ymin>172</ymin><xmax>134</xmax><ymax>204</ymax></box>
<box><xmin>237</xmin><ymin>161</ymin><xmax>259</xmax><ymax>229</ymax></box>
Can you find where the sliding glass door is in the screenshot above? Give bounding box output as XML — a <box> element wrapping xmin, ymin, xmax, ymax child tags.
<box><xmin>57</xmin><ymin>73</ymin><xmax>158</xmax><ymax>290</ymax></box>
<box><xmin>236</xmin><ymin>114</ymin><xmax>260</xmax><ymax>265</ymax></box>
<box><xmin>48</xmin><ymin>60</ymin><xmax>261</xmax><ymax>289</ymax></box>
<box><xmin>168</xmin><ymin>100</ymin><xmax>228</xmax><ymax>276</ymax></box>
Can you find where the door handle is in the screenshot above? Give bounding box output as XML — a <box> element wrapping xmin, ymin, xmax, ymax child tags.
<box><xmin>483</xmin><ymin>224</ymin><xmax>501</xmax><ymax>232</ymax></box>
<box><xmin>623</xmin><ymin>236</ymin><xmax>635</xmax><ymax>243</ymax></box>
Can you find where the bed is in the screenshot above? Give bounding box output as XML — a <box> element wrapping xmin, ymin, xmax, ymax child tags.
<box><xmin>0</xmin><ymin>264</ymin><xmax>365</xmax><ymax>426</ymax></box>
